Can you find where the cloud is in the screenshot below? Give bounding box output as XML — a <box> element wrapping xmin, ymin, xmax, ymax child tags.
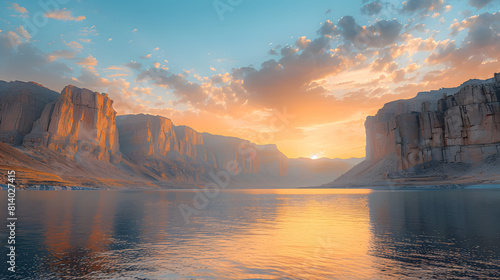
<box><xmin>401</xmin><ymin>0</ymin><xmax>444</xmax><ymax>15</ymax></box>
<box><xmin>44</xmin><ymin>9</ymin><xmax>86</xmax><ymax>21</ymax></box>
<box><xmin>337</xmin><ymin>16</ymin><xmax>403</xmax><ymax>48</ymax></box>
<box><xmin>3</xmin><ymin>32</ymin><xmax>22</xmax><ymax>47</ymax></box>
<box><xmin>11</xmin><ymin>3</ymin><xmax>27</xmax><ymax>14</ymax></box>
<box><xmin>107</xmin><ymin>73</ymin><xmax>131</xmax><ymax>78</ymax></box>
<box><xmin>423</xmin><ymin>11</ymin><xmax>500</xmax><ymax>87</ymax></box>
<box><xmin>132</xmin><ymin>87</ymin><xmax>154</xmax><ymax>96</ymax></box>
<box><xmin>317</xmin><ymin>20</ymin><xmax>338</xmax><ymax>36</ymax></box>
<box><xmin>132</xmin><ymin>28</ymin><xmax>138</xmax><ymax>32</ymax></box>
<box><xmin>140</xmin><ymin>54</ymin><xmax>152</xmax><ymax>59</ymax></box>
<box><xmin>137</xmin><ymin>68</ymin><xmax>208</xmax><ymax>107</ymax></box>
<box><xmin>0</xmin><ymin>35</ymin><xmax>73</xmax><ymax>90</ymax></box>
<box><xmin>295</xmin><ymin>36</ymin><xmax>311</xmax><ymax>49</ymax></box>
<box><xmin>65</xmin><ymin>41</ymin><xmax>83</xmax><ymax>51</ymax></box>
<box><xmin>15</xmin><ymin>25</ymin><xmax>30</xmax><ymax>41</ymax></box>
<box><xmin>76</xmin><ymin>54</ymin><xmax>98</xmax><ymax>66</ymax></box>
<box><xmin>106</xmin><ymin>65</ymin><xmax>129</xmax><ymax>71</ymax></box>
<box><xmin>210</xmin><ymin>66</ymin><xmax>216</xmax><ymax>71</ymax></box>
<box><xmin>360</xmin><ymin>2</ymin><xmax>383</xmax><ymax>15</ymax></box>
<box><xmin>211</xmin><ymin>73</ymin><xmax>231</xmax><ymax>84</ymax></box>
<box><xmin>80</xmin><ymin>26</ymin><xmax>98</xmax><ymax>36</ymax></box>
<box><xmin>268</xmin><ymin>49</ymin><xmax>278</xmax><ymax>55</ymax></box>
<box><xmin>124</xmin><ymin>61</ymin><xmax>142</xmax><ymax>70</ymax></box>
<box><xmin>468</xmin><ymin>0</ymin><xmax>498</xmax><ymax>9</ymax></box>
<box><xmin>47</xmin><ymin>50</ymin><xmax>77</xmax><ymax>62</ymax></box>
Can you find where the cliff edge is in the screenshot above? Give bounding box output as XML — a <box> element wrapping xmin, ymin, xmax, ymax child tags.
<box><xmin>328</xmin><ymin>73</ymin><xmax>500</xmax><ymax>187</ymax></box>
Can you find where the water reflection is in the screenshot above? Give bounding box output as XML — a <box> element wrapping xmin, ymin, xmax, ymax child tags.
<box><xmin>368</xmin><ymin>190</ymin><xmax>500</xmax><ymax>279</ymax></box>
<box><xmin>0</xmin><ymin>189</ymin><xmax>499</xmax><ymax>279</ymax></box>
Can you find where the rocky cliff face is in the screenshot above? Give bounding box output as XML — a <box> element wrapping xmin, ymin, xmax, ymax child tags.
<box><xmin>365</xmin><ymin>73</ymin><xmax>500</xmax><ymax>170</ymax></box>
<box><xmin>0</xmin><ymin>81</ymin><xmax>360</xmax><ymax>188</ymax></box>
<box><xmin>24</xmin><ymin>85</ymin><xmax>121</xmax><ymax>163</ymax></box>
<box><xmin>116</xmin><ymin>114</ymin><xmax>289</xmax><ymax>182</ymax></box>
<box><xmin>330</xmin><ymin>73</ymin><xmax>500</xmax><ymax>188</ymax></box>
<box><xmin>117</xmin><ymin>114</ymin><xmax>177</xmax><ymax>163</ymax></box>
<box><xmin>0</xmin><ymin>81</ymin><xmax>59</xmax><ymax>144</ymax></box>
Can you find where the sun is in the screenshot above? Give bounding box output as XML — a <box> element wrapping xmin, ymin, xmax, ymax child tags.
<box><xmin>310</xmin><ymin>154</ymin><xmax>319</xmax><ymax>160</ymax></box>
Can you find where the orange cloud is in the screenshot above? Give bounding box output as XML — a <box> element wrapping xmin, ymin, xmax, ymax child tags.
<box><xmin>45</xmin><ymin>9</ymin><xmax>85</xmax><ymax>21</ymax></box>
<box><xmin>11</xmin><ymin>3</ymin><xmax>27</xmax><ymax>14</ymax></box>
<box><xmin>76</xmin><ymin>55</ymin><xmax>98</xmax><ymax>66</ymax></box>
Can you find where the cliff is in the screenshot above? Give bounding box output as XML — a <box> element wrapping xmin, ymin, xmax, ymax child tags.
<box><xmin>329</xmin><ymin>73</ymin><xmax>500</xmax><ymax>187</ymax></box>
<box><xmin>115</xmin><ymin>114</ymin><xmax>358</xmax><ymax>187</ymax></box>
<box><xmin>24</xmin><ymin>85</ymin><xmax>121</xmax><ymax>163</ymax></box>
<box><xmin>0</xmin><ymin>82</ymin><xmax>360</xmax><ymax>189</ymax></box>
<box><xmin>0</xmin><ymin>81</ymin><xmax>59</xmax><ymax>144</ymax></box>
<box><xmin>117</xmin><ymin>114</ymin><xmax>178</xmax><ymax>162</ymax></box>
<box><xmin>116</xmin><ymin>114</ymin><xmax>290</xmax><ymax>184</ymax></box>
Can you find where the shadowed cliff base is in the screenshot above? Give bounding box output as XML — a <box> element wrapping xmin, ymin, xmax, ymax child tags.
<box><xmin>0</xmin><ymin>81</ymin><xmax>361</xmax><ymax>189</ymax></box>
<box><xmin>324</xmin><ymin>73</ymin><xmax>500</xmax><ymax>189</ymax></box>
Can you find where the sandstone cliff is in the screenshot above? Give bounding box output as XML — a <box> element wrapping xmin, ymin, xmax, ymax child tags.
<box><xmin>24</xmin><ymin>85</ymin><xmax>121</xmax><ymax>163</ymax></box>
<box><xmin>330</xmin><ymin>73</ymin><xmax>500</xmax><ymax>187</ymax></box>
<box><xmin>115</xmin><ymin>114</ymin><xmax>290</xmax><ymax>184</ymax></box>
<box><xmin>0</xmin><ymin>81</ymin><xmax>361</xmax><ymax>189</ymax></box>
<box><xmin>0</xmin><ymin>81</ymin><xmax>59</xmax><ymax>144</ymax></box>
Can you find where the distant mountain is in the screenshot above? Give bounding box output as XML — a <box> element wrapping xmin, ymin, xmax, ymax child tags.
<box><xmin>326</xmin><ymin>73</ymin><xmax>500</xmax><ymax>188</ymax></box>
<box><xmin>0</xmin><ymin>82</ymin><xmax>359</xmax><ymax>189</ymax></box>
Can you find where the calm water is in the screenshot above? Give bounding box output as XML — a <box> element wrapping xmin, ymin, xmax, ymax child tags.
<box><xmin>1</xmin><ymin>188</ymin><xmax>500</xmax><ymax>279</ymax></box>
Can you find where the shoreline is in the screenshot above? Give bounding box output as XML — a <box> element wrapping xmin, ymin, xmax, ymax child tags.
<box><xmin>2</xmin><ymin>182</ymin><xmax>500</xmax><ymax>191</ymax></box>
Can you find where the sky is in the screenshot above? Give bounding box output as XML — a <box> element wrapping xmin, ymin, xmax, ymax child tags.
<box><xmin>0</xmin><ymin>0</ymin><xmax>499</xmax><ymax>159</ymax></box>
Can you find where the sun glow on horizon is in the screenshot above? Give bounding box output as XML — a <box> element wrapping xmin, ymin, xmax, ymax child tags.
<box><xmin>310</xmin><ymin>154</ymin><xmax>320</xmax><ymax>160</ymax></box>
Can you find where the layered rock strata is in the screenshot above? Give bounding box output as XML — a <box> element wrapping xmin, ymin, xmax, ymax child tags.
<box><xmin>24</xmin><ymin>85</ymin><xmax>121</xmax><ymax>163</ymax></box>
<box><xmin>365</xmin><ymin>73</ymin><xmax>500</xmax><ymax>170</ymax></box>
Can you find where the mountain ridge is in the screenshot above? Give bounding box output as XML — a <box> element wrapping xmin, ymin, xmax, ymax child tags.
<box><xmin>0</xmin><ymin>81</ymin><xmax>360</xmax><ymax>189</ymax></box>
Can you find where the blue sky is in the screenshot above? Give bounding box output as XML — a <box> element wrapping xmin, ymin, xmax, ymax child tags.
<box><xmin>2</xmin><ymin>0</ymin><xmax>365</xmax><ymax>79</ymax></box>
<box><xmin>0</xmin><ymin>0</ymin><xmax>499</xmax><ymax>158</ymax></box>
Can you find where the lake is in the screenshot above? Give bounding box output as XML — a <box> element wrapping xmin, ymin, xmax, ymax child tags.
<box><xmin>1</xmin><ymin>188</ymin><xmax>500</xmax><ymax>279</ymax></box>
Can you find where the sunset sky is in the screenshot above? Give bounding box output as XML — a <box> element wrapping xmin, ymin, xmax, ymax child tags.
<box><xmin>0</xmin><ymin>0</ymin><xmax>499</xmax><ymax>159</ymax></box>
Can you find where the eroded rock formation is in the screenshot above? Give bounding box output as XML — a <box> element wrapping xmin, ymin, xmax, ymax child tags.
<box><xmin>24</xmin><ymin>85</ymin><xmax>121</xmax><ymax>163</ymax></box>
<box><xmin>116</xmin><ymin>114</ymin><xmax>289</xmax><ymax>181</ymax></box>
<box><xmin>362</xmin><ymin>73</ymin><xmax>500</xmax><ymax>171</ymax></box>
<box><xmin>0</xmin><ymin>81</ymin><xmax>361</xmax><ymax>188</ymax></box>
